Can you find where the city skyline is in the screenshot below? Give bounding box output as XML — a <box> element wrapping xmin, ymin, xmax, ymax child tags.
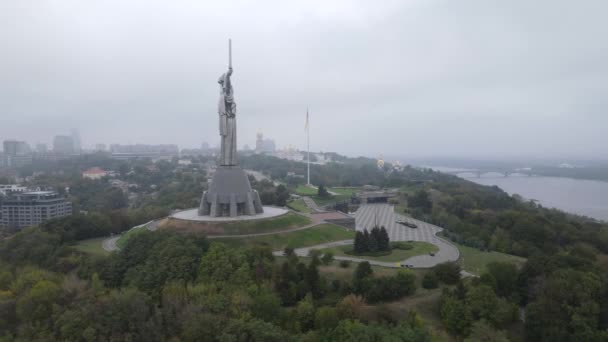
<box><xmin>2</xmin><ymin>1</ymin><xmax>608</xmax><ymax>159</ymax></box>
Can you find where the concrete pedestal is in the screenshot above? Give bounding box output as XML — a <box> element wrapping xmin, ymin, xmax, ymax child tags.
<box><xmin>199</xmin><ymin>166</ymin><xmax>264</xmax><ymax>217</ymax></box>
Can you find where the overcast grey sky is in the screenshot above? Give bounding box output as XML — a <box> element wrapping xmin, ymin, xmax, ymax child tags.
<box><xmin>1</xmin><ymin>0</ymin><xmax>607</xmax><ymax>159</ymax></box>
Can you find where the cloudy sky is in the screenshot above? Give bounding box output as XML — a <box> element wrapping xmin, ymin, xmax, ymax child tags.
<box><xmin>1</xmin><ymin>0</ymin><xmax>607</xmax><ymax>159</ymax></box>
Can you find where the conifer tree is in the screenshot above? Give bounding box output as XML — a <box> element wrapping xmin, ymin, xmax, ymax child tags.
<box><xmin>379</xmin><ymin>226</ymin><xmax>390</xmax><ymax>251</ymax></box>
<box><xmin>363</xmin><ymin>229</ymin><xmax>371</xmax><ymax>253</ymax></box>
<box><xmin>368</xmin><ymin>229</ymin><xmax>378</xmax><ymax>252</ymax></box>
<box><xmin>354</xmin><ymin>231</ymin><xmax>365</xmax><ymax>254</ymax></box>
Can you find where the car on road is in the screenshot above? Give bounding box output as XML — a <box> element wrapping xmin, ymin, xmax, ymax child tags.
<box><xmin>400</xmin><ymin>264</ymin><xmax>414</xmax><ymax>268</ymax></box>
<box><xmin>429</xmin><ymin>252</ymin><xmax>435</xmax><ymax>256</ymax></box>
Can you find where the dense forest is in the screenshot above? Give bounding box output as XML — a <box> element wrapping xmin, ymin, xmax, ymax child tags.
<box><xmin>0</xmin><ymin>225</ymin><xmax>433</xmax><ymax>341</ymax></box>
<box><xmin>1</xmin><ymin>154</ymin><xmax>608</xmax><ymax>340</ymax></box>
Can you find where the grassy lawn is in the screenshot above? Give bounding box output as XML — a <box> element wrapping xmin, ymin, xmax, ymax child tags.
<box><xmin>286</xmin><ymin>199</ymin><xmax>311</xmax><ymax>213</ymax></box>
<box><xmin>320</xmin><ymin>241</ymin><xmax>438</xmax><ymax>263</ymax></box>
<box><xmin>294</xmin><ymin>186</ymin><xmax>355</xmax><ymax>207</ymax></box>
<box><xmin>221</xmin><ymin>212</ymin><xmax>311</xmax><ymax>235</ymax></box>
<box><xmin>215</xmin><ymin>223</ymin><xmax>354</xmax><ymax>250</ymax></box>
<box><xmin>295</xmin><ymin>185</ymin><xmax>318</xmax><ymax>196</ymax></box>
<box><xmin>117</xmin><ymin>224</ymin><xmax>151</xmax><ymax>249</ymax></box>
<box><xmin>73</xmin><ymin>237</ymin><xmax>109</xmax><ymax>257</ymax></box>
<box><xmin>455</xmin><ymin>242</ymin><xmax>527</xmax><ymax>275</ymax></box>
<box><xmin>311</xmin><ymin>193</ymin><xmax>353</xmax><ymax>207</ymax></box>
<box><xmin>328</xmin><ymin>187</ymin><xmax>359</xmax><ymax>196</ymax></box>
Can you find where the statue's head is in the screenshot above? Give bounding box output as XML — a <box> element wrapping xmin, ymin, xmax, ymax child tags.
<box><xmin>217</xmin><ymin>75</ymin><xmax>225</xmax><ymax>85</ymax></box>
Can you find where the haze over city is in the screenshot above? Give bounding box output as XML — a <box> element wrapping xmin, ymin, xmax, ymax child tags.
<box><xmin>1</xmin><ymin>0</ymin><xmax>607</xmax><ymax>159</ymax></box>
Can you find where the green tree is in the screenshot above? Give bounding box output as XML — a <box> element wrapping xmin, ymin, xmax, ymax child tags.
<box><xmin>354</xmin><ymin>231</ymin><xmax>366</xmax><ymax>254</ymax></box>
<box><xmin>440</xmin><ymin>295</ymin><xmax>472</xmax><ymax>336</ymax></box>
<box><xmin>336</xmin><ymin>294</ymin><xmax>366</xmax><ymax>320</ymax></box>
<box><xmin>485</xmin><ymin>262</ymin><xmax>518</xmax><ymax>299</ymax></box>
<box><xmin>422</xmin><ymin>272</ymin><xmax>439</xmax><ymax>289</ymax></box>
<box><xmin>315</xmin><ymin>306</ymin><xmax>339</xmax><ymax>331</ymax></box>
<box><xmin>317</xmin><ymin>184</ymin><xmax>330</xmax><ymax>198</ymax></box>
<box><xmin>466</xmin><ymin>285</ymin><xmax>516</xmax><ymax>327</ymax></box>
<box><xmin>362</xmin><ymin>229</ymin><xmax>370</xmax><ymax>252</ymax></box>
<box><xmin>321</xmin><ymin>252</ymin><xmax>334</xmax><ymax>265</ymax></box>
<box><xmin>433</xmin><ymin>262</ymin><xmax>461</xmax><ymax>285</ymax></box>
<box><xmin>354</xmin><ymin>261</ymin><xmax>373</xmax><ymax>282</ymax></box>
<box><xmin>353</xmin><ymin>261</ymin><xmax>373</xmax><ymax>294</ymax></box>
<box><xmin>526</xmin><ymin>269</ymin><xmax>603</xmax><ymax>341</ymax></box>
<box><xmin>464</xmin><ymin>320</ymin><xmax>509</xmax><ymax>342</ymax></box>
<box><xmin>409</xmin><ymin>189</ymin><xmax>432</xmax><ymax>213</ymax></box>
<box><xmin>251</xmin><ymin>287</ymin><xmax>281</xmax><ymax>324</ymax></box>
<box><xmin>379</xmin><ymin>226</ymin><xmax>390</xmax><ymax>251</ymax></box>
<box><xmin>275</xmin><ymin>185</ymin><xmax>290</xmax><ymax>206</ymax></box>
<box><xmin>219</xmin><ymin>318</ymin><xmax>289</xmax><ymax>342</ymax></box>
<box><xmin>306</xmin><ymin>257</ymin><xmax>322</xmax><ymax>298</ymax></box>
<box><xmin>294</xmin><ymin>294</ymin><xmax>316</xmax><ymax>332</ymax></box>
<box><xmin>16</xmin><ymin>279</ymin><xmax>62</xmax><ymax>323</ymax></box>
<box><xmin>368</xmin><ymin>229</ymin><xmax>379</xmax><ymax>252</ymax></box>
<box><xmin>197</xmin><ymin>243</ymin><xmax>250</xmax><ymax>285</ymax></box>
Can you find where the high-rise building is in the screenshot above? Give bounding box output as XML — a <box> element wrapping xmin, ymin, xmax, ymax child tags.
<box><xmin>53</xmin><ymin>135</ymin><xmax>75</xmax><ymax>155</ymax></box>
<box><xmin>71</xmin><ymin>128</ymin><xmax>81</xmax><ymax>154</ymax></box>
<box><xmin>0</xmin><ymin>190</ymin><xmax>72</xmax><ymax>230</ymax></box>
<box><xmin>2</xmin><ymin>140</ymin><xmax>32</xmax><ymax>168</ymax></box>
<box><xmin>35</xmin><ymin>143</ymin><xmax>48</xmax><ymax>153</ymax></box>
<box><xmin>255</xmin><ymin>131</ymin><xmax>276</xmax><ymax>154</ymax></box>
<box><xmin>3</xmin><ymin>140</ymin><xmax>29</xmax><ymax>155</ymax></box>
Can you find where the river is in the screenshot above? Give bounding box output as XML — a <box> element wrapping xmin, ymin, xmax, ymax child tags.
<box><xmin>428</xmin><ymin>167</ymin><xmax>608</xmax><ymax>222</ymax></box>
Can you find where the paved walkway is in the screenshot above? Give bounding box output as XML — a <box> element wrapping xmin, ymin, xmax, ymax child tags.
<box><xmin>302</xmin><ymin>196</ymin><xmax>323</xmax><ymax>213</ymax></box>
<box><xmin>207</xmin><ymin>220</ymin><xmax>321</xmax><ymax>239</ymax></box>
<box><xmin>352</xmin><ymin>204</ymin><xmax>459</xmax><ymax>268</ymax></box>
<box><xmin>102</xmin><ymin>220</ymin><xmax>155</xmax><ymax>252</ymax></box>
<box><xmin>102</xmin><ymin>236</ymin><xmax>120</xmax><ymax>252</ymax></box>
<box><xmin>273</xmin><ymin>204</ymin><xmax>460</xmax><ymax>269</ymax></box>
<box><xmin>102</xmin><ymin>204</ymin><xmax>461</xmax><ymax>271</ymax></box>
<box><xmin>244</xmin><ymin>169</ymin><xmax>280</xmax><ymax>186</ymax></box>
<box><xmin>101</xmin><ymin>211</ymin><xmax>320</xmax><ymax>249</ymax></box>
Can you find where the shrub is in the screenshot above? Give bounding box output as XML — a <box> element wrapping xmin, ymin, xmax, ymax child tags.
<box><xmin>433</xmin><ymin>262</ymin><xmax>461</xmax><ymax>285</ymax></box>
<box><xmin>422</xmin><ymin>272</ymin><xmax>439</xmax><ymax>289</ymax></box>
<box><xmin>339</xmin><ymin>260</ymin><xmax>351</xmax><ymax>268</ymax></box>
<box><xmin>321</xmin><ymin>252</ymin><xmax>334</xmax><ymax>265</ymax></box>
<box><xmin>391</xmin><ymin>242</ymin><xmax>413</xmax><ymax>250</ymax></box>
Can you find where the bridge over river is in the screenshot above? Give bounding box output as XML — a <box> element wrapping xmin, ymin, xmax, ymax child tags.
<box><xmin>441</xmin><ymin>168</ymin><xmax>534</xmax><ymax>178</ymax></box>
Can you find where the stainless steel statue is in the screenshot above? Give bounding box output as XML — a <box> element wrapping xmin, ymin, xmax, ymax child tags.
<box><xmin>199</xmin><ymin>39</ymin><xmax>264</xmax><ymax>217</ymax></box>
<box><xmin>218</xmin><ymin>39</ymin><xmax>237</xmax><ymax>166</ymax></box>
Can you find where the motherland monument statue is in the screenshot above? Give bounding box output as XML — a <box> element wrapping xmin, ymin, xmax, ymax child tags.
<box><xmin>218</xmin><ymin>39</ymin><xmax>237</xmax><ymax>166</ymax></box>
<box><xmin>199</xmin><ymin>39</ymin><xmax>264</xmax><ymax>217</ymax></box>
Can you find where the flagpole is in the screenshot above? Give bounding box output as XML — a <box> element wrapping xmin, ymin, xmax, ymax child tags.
<box><xmin>307</xmin><ymin>108</ymin><xmax>310</xmax><ymax>186</ymax></box>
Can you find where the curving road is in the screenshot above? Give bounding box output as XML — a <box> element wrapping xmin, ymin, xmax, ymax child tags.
<box><xmin>102</xmin><ymin>220</ymin><xmax>156</xmax><ymax>252</ymax></box>
<box><xmin>101</xmin><ymin>212</ymin><xmax>319</xmax><ymax>251</ymax></box>
<box><xmin>352</xmin><ymin>204</ymin><xmax>459</xmax><ymax>268</ymax></box>
<box><xmin>273</xmin><ymin>204</ymin><xmax>460</xmax><ymax>269</ymax></box>
<box><xmin>103</xmin><ymin>204</ymin><xmax>461</xmax><ymax>271</ymax></box>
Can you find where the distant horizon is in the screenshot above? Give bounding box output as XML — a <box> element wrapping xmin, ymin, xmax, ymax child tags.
<box><xmin>3</xmin><ymin>138</ymin><xmax>607</xmax><ymax>167</ymax></box>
